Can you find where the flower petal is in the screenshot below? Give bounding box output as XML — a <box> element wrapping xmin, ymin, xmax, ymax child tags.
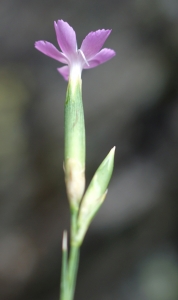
<box><xmin>84</xmin><ymin>48</ymin><xmax>116</xmax><ymax>69</ymax></box>
<box><xmin>35</xmin><ymin>41</ymin><xmax>68</xmax><ymax>64</ymax></box>
<box><xmin>81</xmin><ymin>29</ymin><xmax>111</xmax><ymax>60</ymax></box>
<box><xmin>57</xmin><ymin>66</ymin><xmax>70</xmax><ymax>81</ymax></box>
<box><xmin>54</xmin><ymin>20</ymin><xmax>77</xmax><ymax>59</ymax></box>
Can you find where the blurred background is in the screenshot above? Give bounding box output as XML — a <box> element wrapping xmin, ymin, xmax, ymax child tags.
<box><xmin>1</xmin><ymin>0</ymin><xmax>178</xmax><ymax>299</ymax></box>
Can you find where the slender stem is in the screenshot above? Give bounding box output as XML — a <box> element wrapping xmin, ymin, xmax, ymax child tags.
<box><xmin>66</xmin><ymin>209</ymin><xmax>80</xmax><ymax>300</ymax></box>
<box><xmin>60</xmin><ymin>244</ymin><xmax>79</xmax><ymax>300</ymax></box>
<box><xmin>67</xmin><ymin>244</ymin><xmax>80</xmax><ymax>300</ymax></box>
<box><xmin>60</xmin><ymin>210</ymin><xmax>80</xmax><ymax>300</ymax></box>
<box><xmin>70</xmin><ymin>208</ymin><xmax>78</xmax><ymax>240</ymax></box>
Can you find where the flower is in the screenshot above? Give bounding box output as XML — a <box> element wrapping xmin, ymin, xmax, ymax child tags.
<box><xmin>35</xmin><ymin>20</ymin><xmax>116</xmax><ymax>81</ymax></box>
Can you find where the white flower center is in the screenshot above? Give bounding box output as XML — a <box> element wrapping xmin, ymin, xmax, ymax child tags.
<box><xmin>78</xmin><ymin>49</ymin><xmax>89</xmax><ymax>66</ymax></box>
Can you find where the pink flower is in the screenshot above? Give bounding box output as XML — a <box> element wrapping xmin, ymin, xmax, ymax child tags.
<box><xmin>35</xmin><ymin>20</ymin><xmax>115</xmax><ymax>81</ymax></box>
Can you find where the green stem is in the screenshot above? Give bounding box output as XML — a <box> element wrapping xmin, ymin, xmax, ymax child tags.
<box><xmin>60</xmin><ymin>244</ymin><xmax>80</xmax><ymax>300</ymax></box>
<box><xmin>61</xmin><ymin>78</ymin><xmax>84</xmax><ymax>300</ymax></box>
<box><xmin>67</xmin><ymin>244</ymin><xmax>80</xmax><ymax>300</ymax></box>
<box><xmin>66</xmin><ymin>209</ymin><xmax>80</xmax><ymax>300</ymax></box>
<box><xmin>60</xmin><ymin>210</ymin><xmax>80</xmax><ymax>300</ymax></box>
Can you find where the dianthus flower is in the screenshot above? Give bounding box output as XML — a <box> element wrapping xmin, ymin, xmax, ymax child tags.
<box><xmin>35</xmin><ymin>20</ymin><xmax>115</xmax><ymax>81</ymax></box>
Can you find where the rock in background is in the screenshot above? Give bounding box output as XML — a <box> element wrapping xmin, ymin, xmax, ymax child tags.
<box><xmin>0</xmin><ymin>0</ymin><xmax>178</xmax><ymax>299</ymax></box>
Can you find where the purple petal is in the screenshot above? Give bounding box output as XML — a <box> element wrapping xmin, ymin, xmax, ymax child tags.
<box><xmin>35</xmin><ymin>41</ymin><xmax>68</xmax><ymax>64</ymax></box>
<box><xmin>84</xmin><ymin>48</ymin><xmax>116</xmax><ymax>69</ymax></box>
<box><xmin>54</xmin><ymin>20</ymin><xmax>77</xmax><ymax>59</ymax></box>
<box><xmin>57</xmin><ymin>66</ymin><xmax>70</xmax><ymax>81</ymax></box>
<box><xmin>81</xmin><ymin>29</ymin><xmax>111</xmax><ymax>60</ymax></box>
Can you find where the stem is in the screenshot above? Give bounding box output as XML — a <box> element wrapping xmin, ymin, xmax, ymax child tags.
<box><xmin>61</xmin><ymin>78</ymin><xmax>84</xmax><ymax>300</ymax></box>
<box><xmin>60</xmin><ymin>244</ymin><xmax>80</xmax><ymax>300</ymax></box>
<box><xmin>67</xmin><ymin>244</ymin><xmax>80</xmax><ymax>300</ymax></box>
<box><xmin>59</xmin><ymin>211</ymin><xmax>80</xmax><ymax>300</ymax></box>
<box><xmin>66</xmin><ymin>209</ymin><xmax>80</xmax><ymax>300</ymax></box>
